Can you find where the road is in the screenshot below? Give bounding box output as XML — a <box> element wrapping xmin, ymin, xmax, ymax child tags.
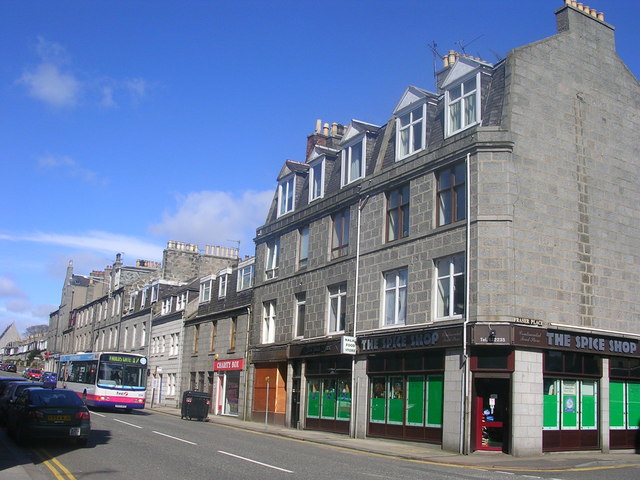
<box><xmin>2</xmin><ymin>406</ymin><xmax>639</xmax><ymax>480</ymax></box>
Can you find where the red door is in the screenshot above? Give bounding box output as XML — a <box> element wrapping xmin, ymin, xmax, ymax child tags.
<box><xmin>474</xmin><ymin>378</ymin><xmax>510</xmax><ymax>452</ymax></box>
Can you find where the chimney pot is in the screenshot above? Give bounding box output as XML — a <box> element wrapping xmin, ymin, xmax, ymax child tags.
<box><xmin>577</xmin><ymin>3</ymin><xmax>584</xmax><ymax>11</ymax></box>
<box><xmin>597</xmin><ymin>12</ymin><xmax>604</xmax><ymax>21</ymax></box>
<box><xmin>315</xmin><ymin>119</ymin><xmax>322</xmax><ymax>133</ymax></box>
<box><xmin>590</xmin><ymin>8</ymin><xmax>597</xmax><ymax>17</ymax></box>
<box><xmin>323</xmin><ymin>123</ymin><xmax>329</xmax><ymax>136</ymax></box>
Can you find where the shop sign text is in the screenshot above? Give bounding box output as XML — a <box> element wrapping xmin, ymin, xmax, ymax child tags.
<box><xmin>546</xmin><ymin>332</ymin><xmax>637</xmax><ymax>355</ymax></box>
<box><xmin>360</xmin><ymin>332</ymin><xmax>441</xmax><ymax>352</ymax></box>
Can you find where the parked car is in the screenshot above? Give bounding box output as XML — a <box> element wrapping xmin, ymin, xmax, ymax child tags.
<box><xmin>26</xmin><ymin>369</ymin><xmax>42</xmax><ymax>381</ymax></box>
<box><xmin>6</xmin><ymin>388</ymin><xmax>91</xmax><ymax>446</ymax></box>
<box><xmin>41</xmin><ymin>372</ymin><xmax>57</xmax><ymax>388</ymax></box>
<box><xmin>0</xmin><ymin>382</ymin><xmax>43</xmax><ymax>425</ymax></box>
<box><xmin>5</xmin><ymin>364</ymin><xmax>17</xmax><ymax>373</ymax></box>
<box><xmin>0</xmin><ymin>377</ymin><xmax>27</xmax><ymax>397</ymax></box>
<box><xmin>22</xmin><ymin>368</ymin><xmax>32</xmax><ymax>379</ymax></box>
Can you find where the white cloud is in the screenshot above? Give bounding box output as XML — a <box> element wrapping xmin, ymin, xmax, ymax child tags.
<box><xmin>35</xmin><ymin>36</ymin><xmax>70</xmax><ymax>65</ymax></box>
<box><xmin>100</xmin><ymin>85</ymin><xmax>117</xmax><ymax>108</ymax></box>
<box><xmin>6</xmin><ymin>299</ymin><xmax>31</xmax><ymax>313</ymax></box>
<box><xmin>18</xmin><ymin>37</ymin><xmax>150</xmax><ymax>108</ymax></box>
<box><xmin>37</xmin><ymin>154</ymin><xmax>106</xmax><ymax>185</ymax></box>
<box><xmin>149</xmin><ymin>190</ymin><xmax>273</xmax><ymax>256</ymax></box>
<box><xmin>18</xmin><ymin>63</ymin><xmax>80</xmax><ymax>107</ymax></box>
<box><xmin>0</xmin><ymin>276</ymin><xmax>26</xmax><ymax>298</ymax></box>
<box><xmin>125</xmin><ymin>78</ymin><xmax>147</xmax><ymax>101</ymax></box>
<box><xmin>0</xmin><ymin>231</ymin><xmax>164</xmax><ymax>263</ymax></box>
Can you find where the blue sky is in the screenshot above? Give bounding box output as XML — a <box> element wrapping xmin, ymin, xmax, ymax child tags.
<box><xmin>1</xmin><ymin>0</ymin><xmax>638</xmax><ymax>336</ymax></box>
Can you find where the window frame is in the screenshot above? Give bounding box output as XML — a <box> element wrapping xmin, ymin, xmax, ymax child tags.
<box><xmin>218</xmin><ymin>269</ymin><xmax>231</xmax><ymax>299</ymax></box>
<box><xmin>161</xmin><ymin>297</ymin><xmax>173</xmax><ymax>315</ymax></box>
<box><xmin>230</xmin><ymin>317</ymin><xmax>237</xmax><ymax>351</ymax></box>
<box><xmin>262</xmin><ymin>300</ymin><xmax>276</xmax><ymax>344</ymax></box>
<box><xmin>435</xmin><ymin>254</ymin><xmax>465</xmax><ymax>320</ymax></box>
<box><xmin>436</xmin><ymin>163</ymin><xmax>466</xmax><ymax>227</ymax></box>
<box><xmin>199</xmin><ymin>276</ymin><xmax>213</xmax><ymax>303</ymax></box>
<box><xmin>309</xmin><ymin>157</ymin><xmax>325</xmax><ymax>202</ymax></box>
<box><xmin>295</xmin><ymin>292</ymin><xmax>306</xmax><ymax>339</ymax></box>
<box><xmin>446</xmin><ymin>72</ymin><xmax>480</xmax><ymax>136</ymax></box>
<box><xmin>298</xmin><ymin>225</ymin><xmax>310</xmax><ymax>269</ymax></box>
<box><xmin>328</xmin><ymin>283</ymin><xmax>347</xmax><ymax>334</ymax></box>
<box><xmin>331</xmin><ymin>208</ymin><xmax>350</xmax><ymax>259</ymax></box>
<box><xmin>386</xmin><ymin>184</ymin><xmax>410</xmax><ymax>242</ymax></box>
<box><xmin>396</xmin><ymin>103</ymin><xmax>426</xmax><ymax>160</ymax></box>
<box><xmin>341</xmin><ymin>138</ymin><xmax>365</xmax><ymax>186</ymax></box>
<box><xmin>277</xmin><ymin>175</ymin><xmax>295</xmax><ymax>217</ymax></box>
<box><xmin>209</xmin><ymin>321</ymin><xmax>217</xmax><ymax>352</ymax></box>
<box><xmin>237</xmin><ymin>260</ymin><xmax>255</xmax><ymax>291</ymax></box>
<box><xmin>265</xmin><ymin>238</ymin><xmax>280</xmax><ymax>280</ymax></box>
<box><xmin>383</xmin><ymin>268</ymin><xmax>408</xmax><ymax>326</ymax></box>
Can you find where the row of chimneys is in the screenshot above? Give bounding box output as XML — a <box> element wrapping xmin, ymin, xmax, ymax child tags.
<box><xmin>166</xmin><ymin>240</ymin><xmax>240</xmax><ymax>259</ymax></box>
<box><xmin>314</xmin><ymin>119</ymin><xmax>343</xmax><ymax>137</ymax></box>
<box><xmin>565</xmin><ymin>0</ymin><xmax>605</xmax><ymax>21</ymax></box>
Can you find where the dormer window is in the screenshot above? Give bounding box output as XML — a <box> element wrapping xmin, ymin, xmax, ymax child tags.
<box><xmin>278</xmin><ymin>175</ymin><xmax>295</xmax><ymax>216</ymax></box>
<box><xmin>446</xmin><ymin>73</ymin><xmax>479</xmax><ymax>136</ymax></box>
<box><xmin>161</xmin><ymin>297</ymin><xmax>173</xmax><ymax>315</ymax></box>
<box><xmin>342</xmin><ymin>138</ymin><xmax>364</xmax><ymax>186</ymax></box>
<box><xmin>199</xmin><ymin>275</ymin><xmax>213</xmax><ymax>303</ymax></box>
<box><xmin>309</xmin><ymin>157</ymin><xmax>325</xmax><ymax>202</ymax></box>
<box><xmin>397</xmin><ymin>103</ymin><xmax>425</xmax><ymax>159</ymax></box>
<box><xmin>218</xmin><ymin>268</ymin><xmax>232</xmax><ymax>298</ymax></box>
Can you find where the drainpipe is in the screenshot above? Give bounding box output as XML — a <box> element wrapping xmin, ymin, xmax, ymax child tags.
<box><xmin>242</xmin><ymin>306</ymin><xmax>251</xmax><ymax>422</ymax></box>
<box><xmin>460</xmin><ymin>153</ymin><xmax>471</xmax><ymax>454</ymax></box>
<box><xmin>350</xmin><ymin>194</ymin><xmax>369</xmax><ymax>439</ymax></box>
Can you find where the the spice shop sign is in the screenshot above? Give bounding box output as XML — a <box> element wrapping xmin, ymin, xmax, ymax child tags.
<box><xmin>359</xmin><ymin>327</ymin><xmax>462</xmax><ymax>353</ymax></box>
<box><xmin>514</xmin><ymin>326</ymin><xmax>639</xmax><ymax>357</ymax></box>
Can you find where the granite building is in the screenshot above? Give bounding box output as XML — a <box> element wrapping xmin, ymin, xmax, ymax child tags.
<box><xmin>248</xmin><ymin>1</ymin><xmax>640</xmax><ymax>456</ymax></box>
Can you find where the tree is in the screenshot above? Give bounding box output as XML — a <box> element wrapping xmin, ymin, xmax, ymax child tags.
<box><xmin>23</xmin><ymin>325</ymin><xmax>48</xmax><ymax>337</ymax></box>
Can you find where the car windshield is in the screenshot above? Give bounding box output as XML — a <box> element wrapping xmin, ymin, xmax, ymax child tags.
<box><xmin>29</xmin><ymin>390</ymin><xmax>84</xmax><ymax>407</ymax></box>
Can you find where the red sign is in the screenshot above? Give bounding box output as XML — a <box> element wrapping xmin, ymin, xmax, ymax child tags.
<box><xmin>214</xmin><ymin>358</ymin><xmax>244</xmax><ymax>371</ymax></box>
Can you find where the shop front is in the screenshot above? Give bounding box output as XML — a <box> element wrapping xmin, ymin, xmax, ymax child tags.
<box><xmin>213</xmin><ymin>358</ymin><xmax>243</xmax><ymax>416</ymax></box>
<box><xmin>251</xmin><ymin>345</ymin><xmax>288</xmax><ymax>425</ymax></box>
<box><xmin>290</xmin><ymin>338</ymin><xmax>352</xmax><ymax>435</ymax></box>
<box><xmin>359</xmin><ymin>326</ymin><xmax>462</xmax><ymax>444</ymax></box>
<box><xmin>511</xmin><ymin>324</ymin><xmax>640</xmax><ymax>452</ymax></box>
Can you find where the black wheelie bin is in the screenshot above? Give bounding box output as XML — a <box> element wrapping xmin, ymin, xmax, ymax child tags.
<box><xmin>181</xmin><ymin>390</ymin><xmax>211</xmax><ymax>421</ymax></box>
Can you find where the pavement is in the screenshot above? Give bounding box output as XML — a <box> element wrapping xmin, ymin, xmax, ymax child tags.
<box><xmin>2</xmin><ymin>404</ymin><xmax>639</xmax><ymax>479</ymax></box>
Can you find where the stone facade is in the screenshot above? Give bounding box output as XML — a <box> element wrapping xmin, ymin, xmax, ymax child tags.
<box><xmin>249</xmin><ymin>2</ymin><xmax>639</xmax><ymax>456</ymax></box>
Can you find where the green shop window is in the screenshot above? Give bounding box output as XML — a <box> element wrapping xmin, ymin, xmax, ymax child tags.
<box><xmin>610</xmin><ymin>380</ymin><xmax>640</xmax><ymax>430</ymax></box>
<box><xmin>543</xmin><ymin>378</ymin><xmax>597</xmax><ymax>431</ymax></box>
<box><xmin>369</xmin><ymin>375</ymin><xmax>443</xmax><ymax>427</ymax></box>
<box><xmin>306</xmin><ymin>377</ymin><xmax>351</xmax><ymax>421</ymax></box>
<box><xmin>307</xmin><ymin>378</ymin><xmax>321</xmax><ymax>418</ymax></box>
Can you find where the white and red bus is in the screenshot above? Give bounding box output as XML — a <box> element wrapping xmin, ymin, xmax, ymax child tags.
<box><xmin>58</xmin><ymin>352</ymin><xmax>148</xmax><ymax>410</ymax></box>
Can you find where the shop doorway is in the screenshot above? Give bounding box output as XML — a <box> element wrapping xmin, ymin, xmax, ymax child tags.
<box><xmin>473</xmin><ymin>377</ymin><xmax>510</xmax><ymax>452</ymax></box>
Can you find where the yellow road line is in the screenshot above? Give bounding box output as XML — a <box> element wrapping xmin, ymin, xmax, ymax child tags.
<box><xmin>34</xmin><ymin>449</ymin><xmax>77</xmax><ymax>480</ymax></box>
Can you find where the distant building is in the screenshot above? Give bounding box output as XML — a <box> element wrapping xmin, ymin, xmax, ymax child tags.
<box><xmin>182</xmin><ymin>256</ymin><xmax>254</xmax><ymax>418</ymax></box>
<box><xmin>0</xmin><ymin>322</ymin><xmax>20</xmax><ymax>353</ymax></box>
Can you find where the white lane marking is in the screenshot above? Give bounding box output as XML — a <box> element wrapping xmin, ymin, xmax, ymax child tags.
<box><xmin>91</xmin><ymin>411</ymin><xmax>106</xmax><ymax>417</ymax></box>
<box><xmin>152</xmin><ymin>430</ymin><xmax>197</xmax><ymax>445</ymax></box>
<box><xmin>218</xmin><ymin>450</ymin><xmax>293</xmax><ymax>474</ymax></box>
<box><xmin>114</xmin><ymin>418</ymin><xmax>143</xmax><ymax>429</ymax></box>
